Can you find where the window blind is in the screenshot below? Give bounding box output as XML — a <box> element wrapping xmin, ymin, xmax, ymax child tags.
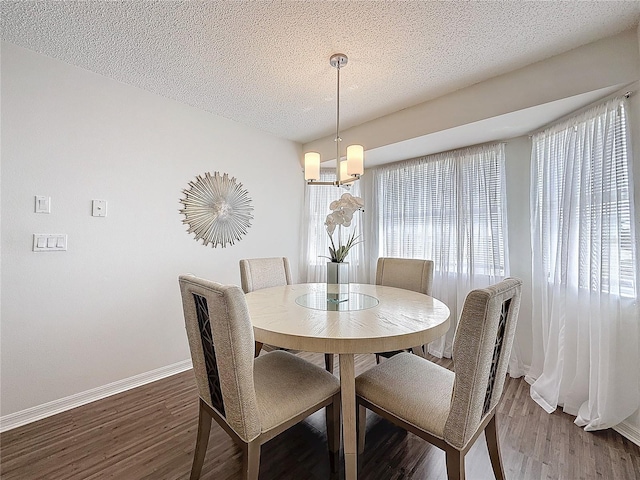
<box><xmin>374</xmin><ymin>143</ymin><xmax>508</xmax><ymax>277</ymax></box>
<box><xmin>531</xmin><ymin>98</ymin><xmax>636</xmax><ymax>298</ymax></box>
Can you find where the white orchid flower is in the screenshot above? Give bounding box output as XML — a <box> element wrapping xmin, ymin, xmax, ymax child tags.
<box><xmin>342</xmin><ymin>210</ymin><xmax>354</xmax><ymax>223</ymax></box>
<box><xmin>325</xmin><ymin>213</ymin><xmax>337</xmax><ymax>235</ymax></box>
<box><xmin>323</xmin><ymin>194</ymin><xmax>364</xmax><ymax>262</ymax></box>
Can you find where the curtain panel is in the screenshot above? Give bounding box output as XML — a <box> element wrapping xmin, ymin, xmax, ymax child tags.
<box><xmin>370</xmin><ymin>143</ymin><xmax>511</xmax><ymax>360</ymax></box>
<box><xmin>527</xmin><ymin>96</ymin><xmax>639</xmax><ymax>431</ymax></box>
<box><xmin>301</xmin><ymin>169</ymin><xmax>365</xmax><ymax>283</ymax></box>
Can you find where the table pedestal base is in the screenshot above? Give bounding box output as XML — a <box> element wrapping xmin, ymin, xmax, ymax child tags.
<box><xmin>340</xmin><ymin>354</ymin><xmax>358</xmax><ymax>480</ymax></box>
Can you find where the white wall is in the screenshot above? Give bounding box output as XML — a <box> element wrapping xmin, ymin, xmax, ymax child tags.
<box><xmin>504</xmin><ymin>136</ymin><xmax>533</xmax><ymax>375</ymax></box>
<box><xmin>0</xmin><ymin>43</ymin><xmax>304</xmax><ymax>417</ymax></box>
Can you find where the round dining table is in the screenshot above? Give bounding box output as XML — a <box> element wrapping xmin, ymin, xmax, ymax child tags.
<box><xmin>244</xmin><ymin>282</ymin><xmax>450</xmax><ymax>480</ymax></box>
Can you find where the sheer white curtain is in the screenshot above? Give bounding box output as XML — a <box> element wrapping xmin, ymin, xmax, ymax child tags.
<box><xmin>300</xmin><ymin>169</ymin><xmax>365</xmax><ymax>283</ymax></box>
<box><xmin>371</xmin><ymin>143</ymin><xmax>510</xmax><ymax>359</ymax></box>
<box><xmin>527</xmin><ymin>97</ymin><xmax>639</xmax><ymax>431</ymax></box>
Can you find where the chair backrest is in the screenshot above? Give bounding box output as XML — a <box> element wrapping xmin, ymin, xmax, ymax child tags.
<box><xmin>443</xmin><ymin>277</ymin><xmax>522</xmax><ymax>449</ymax></box>
<box><xmin>179</xmin><ymin>274</ymin><xmax>261</xmax><ymax>442</ymax></box>
<box><xmin>239</xmin><ymin>257</ymin><xmax>292</xmax><ymax>294</ymax></box>
<box><xmin>375</xmin><ymin>257</ymin><xmax>434</xmax><ymax>295</ymax></box>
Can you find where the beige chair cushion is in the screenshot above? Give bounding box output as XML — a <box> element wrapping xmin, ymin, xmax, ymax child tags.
<box><xmin>356</xmin><ymin>352</ymin><xmax>454</xmax><ymax>438</ymax></box>
<box><xmin>254</xmin><ymin>350</ymin><xmax>340</xmax><ymax>434</ymax></box>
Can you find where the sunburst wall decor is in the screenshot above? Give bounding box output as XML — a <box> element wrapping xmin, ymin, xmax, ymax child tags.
<box><xmin>179</xmin><ymin>172</ymin><xmax>253</xmax><ymax>248</ymax></box>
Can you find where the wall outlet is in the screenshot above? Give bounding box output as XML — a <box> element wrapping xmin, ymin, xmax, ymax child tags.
<box><xmin>92</xmin><ymin>199</ymin><xmax>107</xmax><ymax>217</ymax></box>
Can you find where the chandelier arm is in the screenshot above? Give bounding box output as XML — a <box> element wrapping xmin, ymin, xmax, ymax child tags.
<box><xmin>306</xmin><ymin>176</ymin><xmax>358</xmax><ymax>187</ymax></box>
<box><xmin>306</xmin><ymin>180</ymin><xmax>341</xmax><ymax>186</ymax></box>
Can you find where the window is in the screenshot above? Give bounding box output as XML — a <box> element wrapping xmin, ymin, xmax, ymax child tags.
<box><xmin>374</xmin><ymin>143</ymin><xmax>508</xmax><ymax>277</ymax></box>
<box><xmin>531</xmin><ymin>97</ymin><xmax>636</xmax><ymax>298</ymax></box>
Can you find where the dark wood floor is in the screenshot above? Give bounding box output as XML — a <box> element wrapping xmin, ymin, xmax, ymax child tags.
<box><xmin>1</xmin><ymin>352</ymin><xmax>639</xmax><ymax>480</ymax></box>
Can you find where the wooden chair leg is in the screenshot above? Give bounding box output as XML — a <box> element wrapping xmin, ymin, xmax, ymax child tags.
<box><xmin>190</xmin><ymin>399</ymin><xmax>212</xmax><ymax>480</ymax></box>
<box><xmin>242</xmin><ymin>440</ymin><xmax>261</xmax><ymax>480</ymax></box>
<box><xmin>324</xmin><ymin>353</ymin><xmax>334</xmax><ymax>373</ymax></box>
<box><xmin>411</xmin><ymin>345</ymin><xmax>427</xmax><ymax>358</ymax></box>
<box><xmin>445</xmin><ymin>448</ymin><xmax>465</xmax><ymax>480</ymax></box>
<box><xmin>326</xmin><ymin>393</ymin><xmax>341</xmax><ymax>473</ymax></box>
<box><xmin>357</xmin><ymin>403</ymin><xmax>367</xmax><ymax>454</ymax></box>
<box><xmin>254</xmin><ymin>342</ymin><xmax>263</xmax><ymax>358</ymax></box>
<box><xmin>485</xmin><ymin>415</ymin><xmax>506</xmax><ymax>480</ymax></box>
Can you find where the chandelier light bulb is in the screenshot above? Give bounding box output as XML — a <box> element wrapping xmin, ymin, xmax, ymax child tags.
<box><xmin>304</xmin><ymin>152</ymin><xmax>321</xmax><ymax>181</ymax></box>
<box><xmin>346</xmin><ymin>144</ymin><xmax>364</xmax><ymax>177</ymax></box>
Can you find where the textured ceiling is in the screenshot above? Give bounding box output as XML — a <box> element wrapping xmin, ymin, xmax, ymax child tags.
<box><xmin>2</xmin><ymin>1</ymin><xmax>639</xmax><ymax>144</ymax></box>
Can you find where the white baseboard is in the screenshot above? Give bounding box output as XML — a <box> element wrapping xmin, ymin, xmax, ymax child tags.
<box><xmin>0</xmin><ymin>359</ymin><xmax>192</xmax><ymax>433</ymax></box>
<box><xmin>614</xmin><ymin>420</ymin><xmax>640</xmax><ymax>447</ymax></box>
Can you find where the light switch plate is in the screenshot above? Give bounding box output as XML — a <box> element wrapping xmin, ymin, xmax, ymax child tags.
<box><xmin>92</xmin><ymin>199</ymin><xmax>107</xmax><ymax>217</ymax></box>
<box><xmin>33</xmin><ymin>234</ymin><xmax>67</xmax><ymax>252</ymax></box>
<box><xmin>35</xmin><ymin>196</ymin><xmax>51</xmax><ymax>213</ymax></box>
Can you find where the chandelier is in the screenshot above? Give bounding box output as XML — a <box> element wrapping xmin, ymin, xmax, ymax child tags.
<box><xmin>304</xmin><ymin>54</ymin><xmax>364</xmax><ymax>186</ymax></box>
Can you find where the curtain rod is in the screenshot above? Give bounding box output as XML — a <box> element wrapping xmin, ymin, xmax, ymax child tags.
<box><xmin>528</xmin><ymin>84</ymin><xmax>635</xmax><ymax>138</ymax></box>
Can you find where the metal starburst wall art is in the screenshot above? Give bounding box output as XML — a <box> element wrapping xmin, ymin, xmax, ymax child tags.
<box><xmin>179</xmin><ymin>172</ymin><xmax>253</xmax><ymax>248</ymax></box>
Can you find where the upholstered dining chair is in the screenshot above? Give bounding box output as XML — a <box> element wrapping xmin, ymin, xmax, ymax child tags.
<box><xmin>375</xmin><ymin>257</ymin><xmax>435</xmax><ymax>362</ymax></box>
<box><xmin>239</xmin><ymin>257</ymin><xmax>292</xmax><ymax>294</ymax></box>
<box><xmin>179</xmin><ymin>274</ymin><xmax>341</xmax><ymax>480</ymax></box>
<box><xmin>356</xmin><ymin>278</ymin><xmax>522</xmax><ymax>480</ymax></box>
<box><xmin>239</xmin><ymin>257</ymin><xmax>335</xmax><ymax>373</ymax></box>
